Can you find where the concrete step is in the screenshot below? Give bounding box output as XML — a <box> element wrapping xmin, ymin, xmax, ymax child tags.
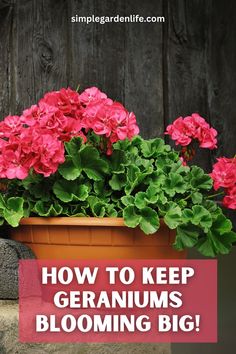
<box><xmin>0</xmin><ymin>300</ymin><xmax>171</xmax><ymax>354</ymax></box>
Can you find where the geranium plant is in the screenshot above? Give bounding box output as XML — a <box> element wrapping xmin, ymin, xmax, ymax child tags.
<box><xmin>0</xmin><ymin>87</ymin><xmax>235</xmax><ymax>257</ymax></box>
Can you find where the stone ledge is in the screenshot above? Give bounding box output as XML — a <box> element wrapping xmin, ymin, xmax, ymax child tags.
<box><xmin>0</xmin><ymin>300</ymin><xmax>171</xmax><ymax>354</ymax></box>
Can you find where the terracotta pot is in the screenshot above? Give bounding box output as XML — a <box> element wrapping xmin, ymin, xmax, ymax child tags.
<box><xmin>9</xmin><ymin>217</ymin><xmax>186</xmax><ymax>260</ymax></box>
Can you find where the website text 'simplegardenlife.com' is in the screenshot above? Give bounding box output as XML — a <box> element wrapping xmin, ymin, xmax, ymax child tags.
<box><xmin>71</xmin><ymin>14</ymin><xmax>165</xmax><ymax>25</ymax></box>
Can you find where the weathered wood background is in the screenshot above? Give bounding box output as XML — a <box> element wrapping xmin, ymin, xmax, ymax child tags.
<box><xmin>0</xmin><ymin>4</ymin><xmax>236</xmax><ymax>353</ymax></box>
<box><xmin>0</xmin><ymin>1</ymin><xmax>235</xmax><ymax>202</ymax></box>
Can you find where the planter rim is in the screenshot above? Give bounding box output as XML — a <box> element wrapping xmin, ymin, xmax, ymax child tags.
<box><xmin>18</xmin><ymin>217</ymin><xmax>165</xmax><ymax>227</ymax></box>
<box><xmin>19</xmin><ymin>217</ymin><xmax>126</xmax><ymax>226</ymax></box>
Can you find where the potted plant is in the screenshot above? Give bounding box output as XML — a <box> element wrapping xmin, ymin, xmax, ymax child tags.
<box><xmin>0</xmin><ymin>87</ymin><xmax>235</xmax><ymax>259</ymax></box>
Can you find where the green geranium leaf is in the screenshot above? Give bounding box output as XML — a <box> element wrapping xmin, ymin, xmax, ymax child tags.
<box><xmin>193</xmin><ymin>205</ymin><xmax>212</xmax><ymax>230</ymax></box>
<box><xmin>163</xmin><ymin>172</ymin><xmax>187</xmax><ymax>196</ymax></box>
<box><xmin>174</xmin><ymin>224</ymin><xmax>200</xmax><ymax>250</ymax></box>
<box><xmin>53</xmin><ymin>180</ymin><xmax>89</xmax><ymax>203</ymax></box>
<box><xmin>182</xmin><ymin>205</ymin><xmax>212</xmax><ymax>231</ymax></box>
<box><xmin>106</xmin><ymin>204</ymin><xmax>118</xmax><ymax>217</ymax></box>
<box><xmin>64</xmin><ymin>136</ymin><xmax>83</xmax><ymax>156</ymax></box>
<box><xmin>127</xmin><ymin>165</ymin><xmax>140</xmax><ymax>182</ymax></box>
<box><xmin>93</xmin><ymin>202</ymin><xmax>106</xmax><ymax>217</ymax></box>
<box><xmin>164</xmin><ymin>206</ymin><xmax>182</xmax><ymax>229</ymax></box>
<box><xmin>80</xmin><ymin>146</ymin><xmax>110</xmax><ymax>181</ymax></box>
<box><xmin>139</xmin><ymin>207</ymin><xmax>160</xmax><ymax>234</ymax></box>
<box><xmin>158</xmin><ymin>191</ymin><xmax>168</xmax><ymax>205</ymax></box>
<box><xmin>33</xmin><ymin>201</ymin><xmax>63</xmax><ymax>217</ymax></box>
<box><xmin>64</xmin><ymin>202</ymin><xmax>89</xmax><ymax>216</ymax></box>
<box><xmin>190</xmin><ymin>166</ymin><xmax>213</xmax><ymax>190</ymax></box>
<box><xmin>123</xmin><ymin>205</ymin><xmax>141</xmax><ymax>228</ymax></box>
<box><xmin>61</xmin><ymin>144</ymin><xmax>109</xmax><ymax>181</ymax></box>
<box><xmin>113</xmin><ymin>138</ymin><xmax>131</xmax><ymax>151</ymax></box>
<box><xmin>109</xmin><ymin>174</ymin><xmax>127</xmax><ymax>191</ymax></box>
<box><xmin>191</xmin><ymin>192</ymin><xmax>203</xmax><ymax>204</ymax></box>
<box><xmin>144</xmin><ymin>170</ymin><xmax>165</xmax><ymax>186</ymax></box>
<box><xmin>21</xmin><ymin>171</ymin><xmax>43</xmax><ymax>189</ymax></box>
<box><xmin>202</xmin><ymin>200</ymin><xmax>218</xmax><ymax>213</ymax></box>
<box><xmin>141</xmin><ymin>138</ymin><xmax>170</xmax><ymax>158</ymax></box>
<box><xmin>110</xmin><ymin>149</ymin><xmax>127</xmax><ymax>173</ymax></box>
<box><xmin>58</xmin><ymin>157</ymin><xmax>82</xmax><ymax>180</ymax></box>
<box><xmin>125</xmin><ymin>165</ymin><xmax>153</xmax><ymax>194</ymax></box>
<box><xmin>7</xmin><ymin>197</ymin><xmax>24</xmax><ymax>211</ymax></box>
<box><xmin>3</xmin><ymin>197</ymin><xmax>25</xmax><ymax>227</ymax></box>
<box><xmin>124</xmin><ymin>205</ymin><xmax>159</xmax><ymax>234</ymax></box>
<box><xmin>93</xmin><ymin>181</ymin><xmax>103</xmax><ymax>195</ymax></box>
<box><xmin>145</xmin><ymin>185</ymin><xmax>159</xmax><ymax>203</ymax></box>
<box><xmin>27</xmin><ymin>179</ymin><xmax>53</xmax><ymax>202</ymax></box>
<box><xmin>111</xmin><ymin>194</ymin><xmax>121</xmax><ymax>203</ymax></box>
<box><xmin>219</xmin><ymin>231</ymin><xmax>236</xmax><ymax>247</ymax></box>
<box><xmin>94</xmin><ymin>180</ymin><xmax>111</xmax><ymax>197</ymax></box>
<box><xmin>196</xmin><ymin>232</ymin><xmax>230</xmax><ymax>257</ymax></box>
<box><xmin>130</xmin><ymin>135</ymin><xmax>143</xmax><ymax>147</ymax></box>
<box><xmin>134</xmin><ymin>192</ymin><xmax>147</xmax><ymax>209</ymax></box>
<box><xmin>0</xmin><ymin>194</ymin><xmax>6</xmax><ymax>209</ymax></box>
<box><xmin>196</xmin><ymin>214</ymin><xmax>236</xmax><ymax>257</ymax></box>
<box><xmin>88</xmin><ymin>196</ymin><xmax>99</xmax><ymax>208</ymax></box>
<box><xmin>212</xmin><ymin>213</ymin><xmax>232</xmax><ymax>234</ymax></box>
<box><xmin>139</xmin><ymin>158</ymin><xmax>154</xmax><ymax>170</ymax></box>
<box><xmin>157</xmin><ymin>201</ymin><xmax>177</xmax><ymax>215</ymax></box>
<box><xmin>195</xmin><ymin>237</ymin><xmax>216</xmax><ymax>257</ymax></box>
<box><xmin>121</xmin><ymin>196</ymin><xmax>135</xmax><ymax>207</ymax></box>
<box><xmin>171</xmin><ymin>160</ymin><xmax>189</xmax><ymax>174</ymax></box>
<box><xmin>155</xmin><ymin>152</ymin><xmax>179</xmax><ymax>170</ymax></box>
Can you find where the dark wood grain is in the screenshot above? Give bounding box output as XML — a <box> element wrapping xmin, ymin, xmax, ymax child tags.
<box><xmin>0</xmin><ymin>1</ymin><xmax>13</xmax><ymax>118</ymax></box>
<box><xmin>206</xmin><ymin>0</ymin><xmax>236</xmax><ymax>228</ymax></box>
<box><xmin>10</xmin><ymin>0</ymin><xmax>69</xmax><ymax>115</ymax></box>
<box><xmin>69</xmin><ymin>0</ymin><xmax>126</xmax><ymax>102</ymax></box>
<box><xmin>68</xmin><ymin>0</ymin><xmax>96</xmax><ymax>91</ymax></box>
<box><xmin>0</xmin><ymin>0</ymin><xmax>235</xmax><ymax>163</ymax></box>
<box><xmin>124</xmin><ymin>0</ymin><xmax>164</xmax><ymax>138</ymax></box>
<box><xmin>206</xmin><ymin>0</ymin><xmax>236</xmax><ymax>160</ymax></box>
<box><xmin>164</xmin><ymin>0</ymin><xmax>212</xmax><ymax>170</ymax></box>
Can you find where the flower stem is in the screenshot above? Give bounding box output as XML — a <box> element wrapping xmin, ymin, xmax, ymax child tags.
<box><xmin>182</xmin><ymin>195</ymin><xmax>191</xmax><ymax>201</ymax></box>
<box><xmin>207</xmin><ymin>191</ymin><xmax>224</xmax><ymax>199</ymax></box>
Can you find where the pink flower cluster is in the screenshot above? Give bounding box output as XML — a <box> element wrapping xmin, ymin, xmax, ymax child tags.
<box><xmin>165</xmin><ymin>113</ymin><xmax>217</xmax><ymax>149</ymax></box>
<box><xmin>210</xmin><ymin>157</ymin><xmax>236</xmax><ymax>209</ymax></box>
<box><xmin>80</xmin><ymin>87</ymin><xmax>139</xmax><ymax>154</ymax></box>
<box><xmin>0</xmin><ymin>118</ymin><xmax>65</xmax><ymax>179</ymax></box>
<box><xmin>0</xmin><ymin>87</ymin><xmax>139</xmax><ymax>179</ymax></box>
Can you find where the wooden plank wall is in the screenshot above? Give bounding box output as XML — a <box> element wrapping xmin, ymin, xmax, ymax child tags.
<box><xmin>0</xmin><ymin>0</ymin><xmax>235</xmax><ymax>174</ymax></box>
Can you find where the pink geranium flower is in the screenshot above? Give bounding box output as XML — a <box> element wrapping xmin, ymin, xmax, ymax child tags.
<box><xmin>40</xmin><ymin>87</ymin><xmax>81</xmax><ymax>117</ymax></box>
<box><xmin>21</xmin><ymin>105</ymin><xmax>40</xmax><ymax>126</ymax></box>
<box><xmin>210</xmin><ymin>157</ymin><xmax>236</xmax><ymax>190</ymax></box>
<box><xmin>31</xmin><ymin>133</ymin><xmax>65</xmax><ymax>177</ymax></box>
<box><xmin>165</xmin><ymin>117</ymin><xmax>192</xmax><ymax>146</ymax></box>
<box><xmin>197</xmin><ymin>127</ymin><xmax>217</xmax><ymax>149</ymax></box>
<box><xmin>0</xmin><ymin>86</ymin><xmax>140</xmax><ymax>178</ymax></box>
<box><xmin>188</xmin><ymin>113</ymin><xmax>210</xmax><ymax>130</ymax></box>
<box><xmin>3</xmin><ymin>150</ymin><xmax>29</xmax><ymax>180</ymax></box>
<box><xmin>0</xmin><ymin>115</ymin><xmax>23</xmax><ymax>138</ymax></box>
<box><xmin>82</xmin><ymin>98</ymin><xmax>139</xmax><ymax>153</ymax></box>
<box><xmin>223</xmin><ymin>186</ymin><xmax>236</xmax><ymax>210</ymax></box>
<box><xmin>21</xmin><ymin>104</ymin><xmax>82</xmax><ymax>142</ymax></box>
<box><xmin>80</xmin><ymin>87</ymin><xmax>107</xmax><ymax>106</ymax></box>
<box><xmin>0</xmin><ymin>87</ymin><xmax>139</xmax><ymax>178</ymax></box>
<box><xmin>0</xmin><ymin>135</ymin><xmax>35</xmax><ymax>179</ymax></box>
<box><xmin>0</xmin><ymin>125</ymin><xmax>65</xmax><ymax>180</ymax></box>
<box><xmin>166</xmin><ymin>113</ymin><xmax>218</xmax><ymax>149</ymax></box>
